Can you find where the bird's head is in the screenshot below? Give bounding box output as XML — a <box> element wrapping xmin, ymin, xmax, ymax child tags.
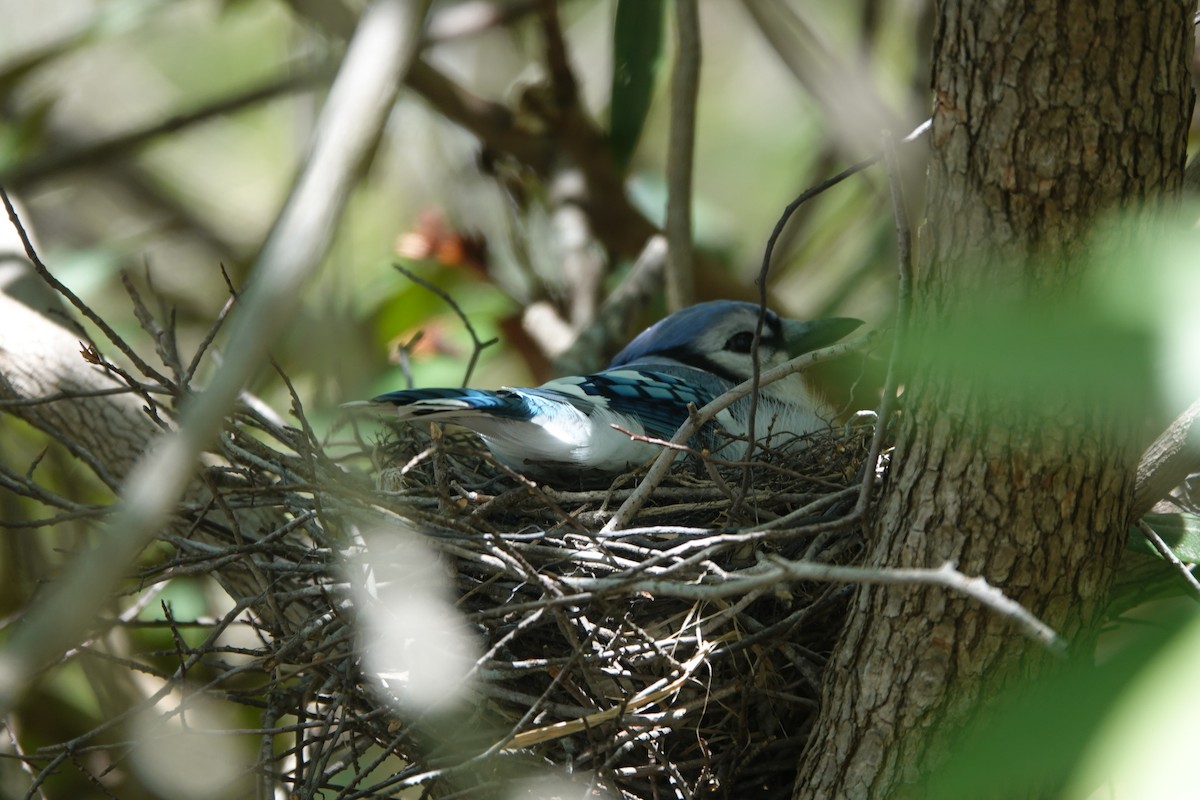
<box><xmin>609</xmin><ymin>300</ymin><xmax>863</xmax><ymax>392</ymax></box>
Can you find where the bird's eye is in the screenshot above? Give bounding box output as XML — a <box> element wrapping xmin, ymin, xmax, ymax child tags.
<box><xmin>724</xmin><ymin>331</ymin><xmax>756</xmax><ymax>353</ymax></box>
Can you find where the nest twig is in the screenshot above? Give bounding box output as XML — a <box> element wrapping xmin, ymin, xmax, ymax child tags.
<box><xmin>341</xmin><ymin>420</ymin><xmax>872</xmax><ymax>798</ymax></box>
<box><xmin>7</xmin><ymin>392</ymin><xmax>876</xmax><ymax>799</ymax></box>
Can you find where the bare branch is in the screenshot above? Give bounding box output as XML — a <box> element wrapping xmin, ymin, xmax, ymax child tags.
<box><xmin>0</xmin><ymin>188</ymin><xmax>174</xmax><ymax>387</ymax></box>
<box><xmin>561</xmin><ymin>558</ymin><xmax>1064</xmax><ymax>652</ymax></box>
<box><xmin>855</xmin><ymin>130</ymin><xmax>912</xmax><ymax>516</ymax></box>
<box><xmin>390</xmin><ymin>263</ymin><xmax>499</xmax><ymax>387</ymax></box>
<box><xmin>403</xmin><ymin>59</ymin><xmax>661</xmax><ymax>262</ymax></box>
<box><xmin>0</xmin><ymin>0</ymin><xmax>432</xmax><ymax>718</ymax></box>
<box><xmin>1133</xmin><ymin>397</ymin><xmax>1200</xmax><ymax>518</ymax></box>
<box><xmin>1135</xmin><ymin>518</ymin><xmax>1200</xmax><ymax>601</ymax></box>
<box><xmin>0</xmin><ymin>67</ymin><xmax>330</xmax><ymax>188</ymax></box>
<box><xmin>665</xmin><ymin>0</ymin><xmax>701</xmax><ymax>311</ymax></box>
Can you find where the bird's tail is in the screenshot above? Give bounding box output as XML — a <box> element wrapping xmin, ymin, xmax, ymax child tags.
<box><xmin>359</xmin><ymin>388</ymin><xmax>525</xmax><ymax>422</ymax></box>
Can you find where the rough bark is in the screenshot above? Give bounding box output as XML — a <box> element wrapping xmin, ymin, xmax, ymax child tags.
<box><xmin>794</xmin><ymin>2</ymin><xmax>1193</xmax><ymax>798</ymax></box>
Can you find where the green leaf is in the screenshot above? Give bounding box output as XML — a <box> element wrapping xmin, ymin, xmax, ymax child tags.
<box><xmin>609</xmin><ymin>0</ymin><xmax>665</xmax><ymax>170</ymax></box>
<box><xmin>1127</xmin><ymin>512</ymin><xmax>1200</xmax><ymax>562</ymax></box>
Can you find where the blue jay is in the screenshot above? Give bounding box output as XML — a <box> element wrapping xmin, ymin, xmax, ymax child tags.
<box><xmin>366</xmin><ymin>301</ymin><xmax>861</xmax><ymax>484</ymax></box>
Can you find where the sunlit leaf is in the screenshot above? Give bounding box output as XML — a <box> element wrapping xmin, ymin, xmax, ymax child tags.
<box><xmin>1065</xmin><ymin>610</ymin><xmax>1200</xmax><ymax>799</ymax></box>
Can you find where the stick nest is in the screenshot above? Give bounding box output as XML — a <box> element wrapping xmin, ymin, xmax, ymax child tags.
<box><xmin>61</xmin><ymin>410</ymin><xmax>874</xmax><ymax>799</ymax></box>
<box><xmin>337</xmin><ymin>420</ymin><xmax>874</xmax><ymax>798</ymax></box>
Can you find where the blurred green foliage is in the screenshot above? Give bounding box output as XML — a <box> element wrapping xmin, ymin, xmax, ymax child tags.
<box><xmin>0</xmin><ymin>0</ymin><xmax>916</xmax><ymax>408</ymax></box>
<box><xmin>924</xmin><ymin>603</ymin><xmax>1198</xmax><ymax>800</ymax></box>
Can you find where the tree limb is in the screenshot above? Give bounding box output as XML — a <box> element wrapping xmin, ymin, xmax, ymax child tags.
<box><xmin>1132</xmin><ymin>398</ymin><xmax>1200</xmax><ymax>518</ymax></box>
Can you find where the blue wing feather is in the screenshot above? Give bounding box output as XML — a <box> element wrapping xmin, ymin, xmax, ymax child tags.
<box><xmin>538</xmin><ymin>369</ymin><xmax>716</xmax><ymax>440</ymax></box>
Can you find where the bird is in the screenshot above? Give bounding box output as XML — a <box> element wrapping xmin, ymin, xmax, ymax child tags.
<box><xmin>364</xmin><ymin>300</ymin><xmax>862</xmax><ymax>485</ymax></box>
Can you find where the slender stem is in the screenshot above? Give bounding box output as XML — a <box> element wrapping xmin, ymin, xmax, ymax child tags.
<box><xmin>855</xmin><ymin>131</ymin><xmax>912</xmax><ymax>516</ymax></box>
<box><xmin>665</xmin><ymin>0</ymin><xmax>701</xmax><ymax>311</ymax></box>
<box><xmin>1136</xmin><ymin>518</ymin><xmax>1200</xmax><ymax>601</ymax></box>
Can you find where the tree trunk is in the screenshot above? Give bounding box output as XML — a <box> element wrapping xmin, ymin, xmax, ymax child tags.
<box><xmin>795</xmin><ymin>2</ymin><xmax>1193</xmax><ymax>797</ymax></box>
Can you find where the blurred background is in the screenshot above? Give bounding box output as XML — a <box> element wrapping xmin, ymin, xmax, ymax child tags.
<box><xmin>0</xmin><ymin>0</ymin><xmax>931</xmax><ymax>412</ymax></box>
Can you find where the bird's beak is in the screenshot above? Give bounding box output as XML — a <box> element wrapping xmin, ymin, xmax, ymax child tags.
<box><xmin>782</xmin><ymin>317</ymin><xmax>864</xmax><ymax>358</ymax></box>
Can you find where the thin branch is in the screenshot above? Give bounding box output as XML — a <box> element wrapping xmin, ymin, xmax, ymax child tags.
<box><xmin>1136</xmin><ymin>518</ymin><xmax>1200</xmax><ymax>601</ymax></box>
<box><xmin>1</xmin><ymin>66</ymin><xmax>331</xmax><ymax>188</ymax></box>
<box><xmin>0</xmin><ymin>462</ymin><xmax>99</xmax><ymax>514</ymax></box>
<box><xmin>664</xmin><ymin>0</ymin><xmax>701</xmax><ymax>311</ymax></box>
<box><xmin>743</xmin><ymin>487</ymin><xmax>858</xmax><ymax>533</ymax></box>
<box><xmin>407</xmin><ymin>58</ymin><xmax>660</xmax><ymax>262</ymax></box>
<box><xmin>601</xmin><ymin>331</ymin><xmax>876</xmax><ymax>532</ymax></box>
<box><xmin>0</xmin><ymin>386</ymin><xmax>148</xmax><ymax>407</ymax></box>
<box><xmin>0</xmin><ymin>0</ymin><xmax>431</xmax><ymax>719</ymax></box>
<box><xmin>389</xmin><ymin>263</ymin><xmax>499</xmax><ymax>387</ymax></box>
<box><xmin>121</xmin><ymin>271</ymin><xmax>180</xmax><ymax>385</ymax></box>
<box><xmin>755</xmin><ymin>119</ymin><xmax>932</xmax><ymax>298</ymax></box>
<box><xmin>0</xmin><ymin>188</ymin><xmax>174</xmax><ymax>387</ymax></box>
<box><xmin>535</xmin><ymin>0</ymin><xmax>578</xmax><ymax>110</ymax></box>
<box><xmin>739</xmin><ymin>119</ymin><xmax>930</xmax><ymax>506</ymax></box>
<box><xmin>402</xmin><ymin>58</ymin><xmax>547</xmax><ymax>165</ymax></box>
<box><xmin>562</xmin><ymin>558</ymin><xmax>1064</xmax><ymax>652</ymax></box>
<box><xmin>184</xmin><ymin>290</ymin><xmax>235</xmax><ymax>387</ymax></box>
<box><xmin>1133</xmin><ymin>397</ymin><xmax>1200</xmax><ymax>518</ymax></box>
<box><xmin>279</xmin><ymin>1</ymin><xmax>664</xmax><ymax>264</ymax></box>
<box><xmin>855</xmin><ymin>130</ymin><xmax>911</xmax><ymax>515</ymax></box>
